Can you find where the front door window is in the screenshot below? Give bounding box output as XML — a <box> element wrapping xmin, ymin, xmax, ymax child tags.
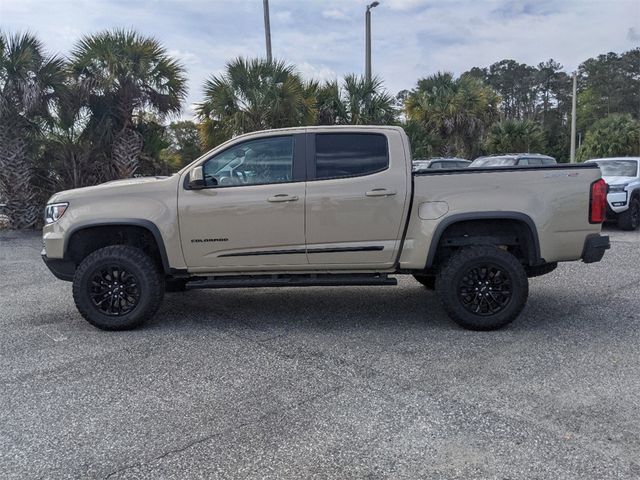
<box><xmin>203</xmin><ymin>136</ymin><xmax>294</xmax><ymax>187</ymax></box>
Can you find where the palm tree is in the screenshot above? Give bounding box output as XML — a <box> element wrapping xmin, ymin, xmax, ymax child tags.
<box><xmin>484</xmin><ymin>119</ymin><xmax>546</xmax><ymax>154</ymax></box>
<box><xmin>69</xmin><ymin>29</ymin><xmax>187</xmax><ymax>178</ymax></box>
<box><xmin>405</xmin><ymin>72</ymin><xmax>499</xmax><ymax>158</ymax></box>
<box><xmin>0</xmin><ymin>32</ymin><xmax>65</xmax><ymax>228</ymax></box>
<box><xmin>309</xmin><ymin>79</ymin><xmax>347</xmax><ymax>125</ymax></box>
<box><xmin>197</xmin><ymin>57</ymin><xmax>314</xmax><ymax>148</ymax></box>
<box><xmin>308</xmin><ymin>75</ymin><xmax>396</xmax><ymax>126</ymax></box>
<box><xmin>342</xmin><ymin>75</ymin><xmax>396</xmax><ymax>125</ymax></box>
<box><xmin>42</xmin><ymin>81</ymin><xmax>104</xmax><ymax>191</ymax></box>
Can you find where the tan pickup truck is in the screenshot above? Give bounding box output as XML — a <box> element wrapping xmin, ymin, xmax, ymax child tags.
<box><xmin>42</xmin><ymin>126</ymin><xmax>610</xmax><ymax>331</ymax></box>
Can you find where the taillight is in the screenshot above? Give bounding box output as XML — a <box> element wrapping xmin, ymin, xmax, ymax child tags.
<box><xmin>589</xmin><ymin>178</ymin><xmax>607</xmax><ymax>224</ymax></box>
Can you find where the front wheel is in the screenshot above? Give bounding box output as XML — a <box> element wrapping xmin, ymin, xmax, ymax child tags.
<box><xmin>617</xmin><ymin>197</ymin><xmax>640</xmax><ymax>231</ymax></box>
<box><xmin>435</xmin><ymin>246</ymin><xmax>528</xmax><ymax>331</ymax></box>
<box><xmin>72</xmin><ymin>245</ymin><xmax>165</xmax><ymax>330</ymax></box>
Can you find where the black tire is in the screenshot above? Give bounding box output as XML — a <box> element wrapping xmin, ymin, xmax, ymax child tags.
<box><xmin>617</xmin><ymin>197</ymin><xmax>640</xmax><ymax>231</ymax></box>
<box><xmin>413</xmin><ymin>274</ymin><xmax>436</xmax><ymax>290</ymax></box>
<box><xmin>435</xmin><ymin>246</ymin><xmax>528</xmax><ymax>331</ymax></box>
<box><xmin>72</xmin><ymin>245</ymin><xmax>164</xmax><ymax>330</ymax></box>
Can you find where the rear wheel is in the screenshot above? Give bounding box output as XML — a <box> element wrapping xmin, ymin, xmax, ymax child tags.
<box><xmin>413</xmin><ymin>274</ymin><xmax>436</xmax><ymax>290</ymax></box>
<box><xmin>435</xmin><ymin>246</ymin><xmax>528</xmax><ymax>331</ymax></box>
<box><xmin>72</xmin><ymin>245</ymin><xmax>164</xmax><ymax>330</ymax></box>
<box><xmin>617</xmin><ymin>197</ymin><xmax>640</xmax><ymax>231</ymax></box>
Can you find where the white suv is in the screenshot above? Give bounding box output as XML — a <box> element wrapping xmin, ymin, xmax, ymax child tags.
<box><xmin>585</xmin><ymin>157</ymin><xmax>640</xmax><ymax>230</ymax></box>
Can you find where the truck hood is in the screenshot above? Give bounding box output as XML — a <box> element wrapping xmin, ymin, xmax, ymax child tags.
<box><xmin>48</xmin><ymin>176</ymin><xmax>174</xmax><ymax>203</ymax></box>
<box><xmin>602</xmin><ymin>175</ymin><xmax>635</xmax><ymax>186</ymax></box>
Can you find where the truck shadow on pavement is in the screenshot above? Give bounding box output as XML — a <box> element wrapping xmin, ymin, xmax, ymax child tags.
<box><xmin>153</xmin><ymin>283</ymin><xmax>453</xmax><ymax>333</ymax></box>
<box><xmin>144</xmin><ymin>277</ymin><xmax>620</xmax><ymax>336</ymax></box>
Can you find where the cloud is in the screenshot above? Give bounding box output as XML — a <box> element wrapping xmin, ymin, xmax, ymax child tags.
<box><xmin>1</xmin><ymin>0</ymin><xmax>637</xmax><ymax>120</ymax></box>
<box><xmin>273</xmin><ymin>10</ymin><xmax>293</xmax><ymax>24</ymax></box>
<box><xmin>322</xmin><ymin>9</ymin><xmax>349</xmax><ymax>21</ymax></box>
<box><xmin>383</xmin><ymin>0</ymin><xmax>431</xmax><ymax>11</ymax></box>
<box><xmin>297</xmin><ymin>62</ymin><xmax>338</xmax><ymax>83</ymax></box>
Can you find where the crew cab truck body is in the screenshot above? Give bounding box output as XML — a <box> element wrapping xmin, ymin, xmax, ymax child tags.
<box><xmin>42</xmin><ymin>126</ymin><xmax>610</xmax><ymax>331</ymax></box>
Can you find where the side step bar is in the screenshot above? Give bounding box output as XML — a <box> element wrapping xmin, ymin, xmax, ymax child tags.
<box><xmin>186</xmin><ymin>273</ymin><xmax>397</xmax><ymax>289</ymax></box>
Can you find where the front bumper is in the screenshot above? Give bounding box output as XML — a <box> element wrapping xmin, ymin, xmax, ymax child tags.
<box><xmin>607</xmin><ymin>191</ymin><xmax>628</xmax><ymax>214</ymax></box>
<box><xmin>41</xmin><ymin>249</ymin><xmax>75</xmax><ymax>281</ymax></box>
<box><xmin>581</xmin><ymin>234</ymin><xmax>610</xmax><ymax>264</ymax></box>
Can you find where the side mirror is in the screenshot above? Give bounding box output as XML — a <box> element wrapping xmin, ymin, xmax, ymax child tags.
<box><xmin>188</xmin><ymin>166</ymin><xmax>205</xmax><ymax>189</ymax></box>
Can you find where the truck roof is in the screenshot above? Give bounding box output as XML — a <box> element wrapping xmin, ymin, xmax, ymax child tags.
<box><xmin>475</xmin><ymin>153</ymin><xmax>555</xmax><ymax>160</ymax></box>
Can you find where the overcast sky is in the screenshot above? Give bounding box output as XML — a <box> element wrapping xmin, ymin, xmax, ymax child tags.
<box><xmin>2</xmin><ymin>0</ymin><xmax>639</xmax><ymax>119</ymax></box>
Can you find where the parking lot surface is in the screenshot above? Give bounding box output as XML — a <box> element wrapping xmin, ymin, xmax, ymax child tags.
<box><xmin>1</xmin><ymin>227</ymin><xmax>639</xmax><ymax>479</ymax></box>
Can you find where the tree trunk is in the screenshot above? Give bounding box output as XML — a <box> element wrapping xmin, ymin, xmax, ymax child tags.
<box><xmin>0</xmin><ymin>123</ymin><xmax>40</xmax><ymax>229</ymax></box>
<box><xmin>112</xmin><ymin>127</ymin><xmax>143</xmax><ymax>179</ymax></box>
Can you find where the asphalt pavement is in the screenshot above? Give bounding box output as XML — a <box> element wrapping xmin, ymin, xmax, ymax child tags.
<box><xmin>1</xmin><ymin>226</ymin><xmax>639</xmax><ymax>479</ymax></box>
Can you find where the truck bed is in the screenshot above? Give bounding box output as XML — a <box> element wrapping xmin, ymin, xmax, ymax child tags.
<box><xmin>401</xmin><ymin>163</ymin><xmax>602</xmax><ymax>269</ymax></box>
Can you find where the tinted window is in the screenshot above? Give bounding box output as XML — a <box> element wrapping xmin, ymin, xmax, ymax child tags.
<box><xmin>441</xmin><ymin>161</ymin><xmax>463</xmax><ymax>169</ymax></box>
<box><xmin>542</xmin><ymin>157</ymin><xmax>556</xmax><ymax>165</ymax></box>
<box><xmin>595</xmin><ymin>160</ymin><xmax>638</xmax><ymax>177</ymax></box>
<box><xmin>203</xmin><ymin>136</ymin><xmax>293</xmax><ymax>187</ymax></box>
<box><xmin>315</xmin><ymin>133</ymin><xmax>388</xmax><ymax>180</ymax></box>
<box><xmin>471</xmin><ymin>157</ymin><xmax>517</xmax><ymax>167</ymax></box>
<box><xmin>522</xmin><ymin>158</ymin><xmax>542</xmax><ymax>165</ymax></box>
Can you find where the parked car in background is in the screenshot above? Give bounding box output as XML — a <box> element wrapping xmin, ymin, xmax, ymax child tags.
<box><xmin>412</xmin><ymin>158</ymin><xmax>471</xmax><ymax>172</ymax></box>
<box><xmin>470</xmin><ymin>154</ymin><xmax>556</xmax><ymax>168</ymax></box>
<box><xmin>584</xmin><ymin>157</ymin><xmax>640</xmax><ymax>230</ymax></box>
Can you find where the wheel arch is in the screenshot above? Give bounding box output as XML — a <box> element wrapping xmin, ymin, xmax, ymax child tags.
<box><xmin>63</xmin><ymin>219</ymin><xmax>171</xmax><ymax>274</ymax></box>
<box><xmin>425</xmin><ymin>212</ymin><xmax>542</xmax><ymax>269</ymax></box>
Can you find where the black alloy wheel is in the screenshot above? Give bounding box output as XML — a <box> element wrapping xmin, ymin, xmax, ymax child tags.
<box><xmin>457</xmin><ymin>264</ymin><xmax>512</xmax><ymax>316</ymax></box>
<box><xmin>435</xmin><ymin>245</ymin><xmax>528</xmax><ymax>331</ymax></box>
<box><xmin>88</xmin><ymin>265</ymin><xmax>141</xmax><ymax>316</ymax></box>
<box><xmin>73</xmin><ymin>245</ymin><xmax>164</xmax><ymax>330</ymax></box>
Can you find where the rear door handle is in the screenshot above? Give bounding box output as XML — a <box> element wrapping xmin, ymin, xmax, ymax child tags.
<box><xmin>267</xmin><ymin>194</ymin><xmax>299</xmax><ymax>203</ymax></box>
<box><xmin>365</xmin><ymin>188</ymin><xmax>397</xmax><ymax>197</ymax></box>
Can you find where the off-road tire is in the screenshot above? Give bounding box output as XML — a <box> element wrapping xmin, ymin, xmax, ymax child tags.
<box><xmin>617</xmin><ymin>197</ymin><xmax>640</xmax><ymax>231</ymax></box>
<box><xmin>413</xmin><ymin>274</ymin><xmax>436</xmax><ymax>290</ymax></box>
<box><xmin>435</xmin><ymin>246</ymin><xmax>529</xmax><ymax>331</ymax></box>
<box><xmin>72</xmin><ymin>246</ymin><xmax>164</xmax><ymax>330</ymax></box>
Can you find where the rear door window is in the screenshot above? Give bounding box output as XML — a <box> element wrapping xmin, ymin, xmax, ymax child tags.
<box><xmin>523</xmin><ymin>158</ymin><xmax>542</xmax><ymax>165</ymax></box>
<box><xmin>314</xmin><ymin>133</ymin><xmax>389</xmax><ymax>180</ymax></box>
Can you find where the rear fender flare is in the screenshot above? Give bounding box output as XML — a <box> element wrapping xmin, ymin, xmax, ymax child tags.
<box><xmin>425</xmin><ymin>211</ymin><xmax>541</xmax><ymax>268</ymax></box>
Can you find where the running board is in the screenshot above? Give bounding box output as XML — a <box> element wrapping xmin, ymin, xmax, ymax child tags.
<box><xmin>186</xmin><ymin>273</ymin><xmax>397</xmax><ymax>289</ymax></box>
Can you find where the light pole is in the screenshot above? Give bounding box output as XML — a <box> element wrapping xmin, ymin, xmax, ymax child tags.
<box><xmin>570</xmin><ymin>71</ymin><xmax>577</xmax><ymax>163</ymax></box>
<box><xmin>263</xmin><ymin>0</ymin><xmax>272</xmax><ymax>62</ymax></box>
<box><xmin>365</xmin><ymin>1</ymin><xmax>379</xmax><ymax>82</ymax></box>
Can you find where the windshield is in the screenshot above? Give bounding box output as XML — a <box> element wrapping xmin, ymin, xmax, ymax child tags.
<box><xmin>594</xmin><ymin>160</ymin><xmax>638</xmax><ymax>177</ymax></box>
<box><xmin>471</xmin><ymin>157</ymin><xmax>517</xmax><ymax>167</ymax></box>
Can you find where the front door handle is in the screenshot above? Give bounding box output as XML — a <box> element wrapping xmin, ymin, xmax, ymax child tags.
<box><xmin>365</xmin><ymin>188</ymin><xmax>397</xmax><ymax>197</ymax></box>
<box><xmin>267</xmin><ymin>194</ymin><xmax>299</xmax><ymax>203</ymax></box>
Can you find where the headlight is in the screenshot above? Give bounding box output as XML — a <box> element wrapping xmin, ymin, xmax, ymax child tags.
<box><xmin>44</xmin><ymin>202</ymin><xmax>68</xmax><ymax>224</ymax></box>
<box><xmin>608</xmin><ymin>184</ymin><xmax>628</xmax><ymax>193</ymax></box>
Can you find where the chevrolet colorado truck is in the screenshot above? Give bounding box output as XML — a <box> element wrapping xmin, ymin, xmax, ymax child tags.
<box><xmin>42</xmin><ymin>126</ymin><xmax>610</xmax><ymax>331</ymax></box>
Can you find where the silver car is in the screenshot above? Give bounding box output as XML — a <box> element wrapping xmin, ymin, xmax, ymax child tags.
<box><xmin>412</xmin><ymin>157</ymin><xmax>471</xmax><ymax>173</ymax></box>
<box><xmin>470</xmin><ymin>153</ymin><xmax>556</xmax><ymax>168</ymax></box>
